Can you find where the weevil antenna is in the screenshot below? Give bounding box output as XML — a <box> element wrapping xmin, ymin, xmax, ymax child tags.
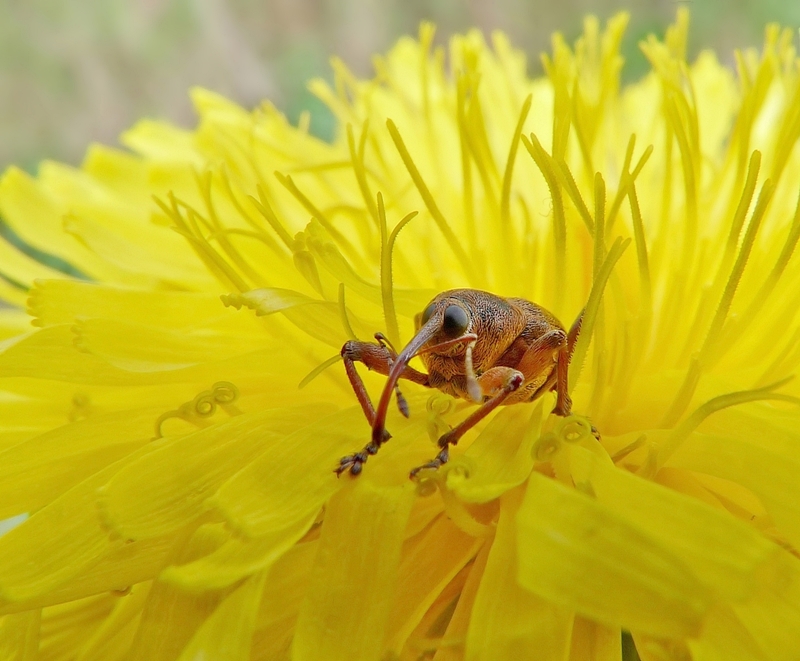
<box><xmin>416</xmin><ymin>333</ymin><xmax>478</xmax><ymax>356</ymax></box>
<box><xmin>395</xmin><ymin>385</ymin><xmax>410</xmax><ymax>417</ymax></box>
<box><xmin>464</xmin><ymin>340</ymin><xmax>482</xmax><ymax>403</ymax></box>
<box><xmin>376</xmin><ymin>331</ymin><xmax>409</xmax><ymax>416</ymax></box>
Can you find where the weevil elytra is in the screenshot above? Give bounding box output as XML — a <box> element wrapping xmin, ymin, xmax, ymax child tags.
<box><xmin>336</xmin><ymin>288</ymin><xmax>584</xmax><ymax>479</ymax></box>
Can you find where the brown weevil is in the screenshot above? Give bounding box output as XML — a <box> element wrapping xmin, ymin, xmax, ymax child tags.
<box><xmin>336</xmin><ymin>288</ymin><xmax>584</xmax><ymax>478</ymax></box>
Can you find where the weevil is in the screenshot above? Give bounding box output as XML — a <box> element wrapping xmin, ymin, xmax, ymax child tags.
<box><xmin>336</xmin><ymin>288</ymin><xmax>584</xmax><ymax>479</ymax></box>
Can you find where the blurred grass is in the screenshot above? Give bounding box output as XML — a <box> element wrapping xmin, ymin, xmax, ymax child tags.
<box><xmin>1</xmin><ymin>1</ymin><xmax>799</xmax><ymax>172</ymax></box>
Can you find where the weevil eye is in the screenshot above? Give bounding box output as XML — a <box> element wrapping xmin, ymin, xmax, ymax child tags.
<box><xmin>442</xmin><ymin>304</ymin><xmax>469</xmax><ymax>338</ymax></box>
<box><xmin>420</xmin><ymin>303</ymin><xmax>436</xmax><ymax>326</ymax></box>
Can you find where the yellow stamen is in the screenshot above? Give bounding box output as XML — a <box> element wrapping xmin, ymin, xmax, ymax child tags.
<box><xmin>569</xmin><ymin>236</ymin><xmax>630</xmax><ymax>388</ymax></box>
<box><xmin>520</xmin><ymin>133</ymin><xmax>568</xmax><ymax>306</ymax></box>
<box><xmin>555</xmin><ymin>159</ymin><xmax>594</xmax><ymax>235</ymax></box>
<box><xmin>386</xmin><ymin>119</ymin><xmax>474</xmax><ymax>281</ymax></box>
<box><xmin>298</xmin><ymin>355</ymin><xmax>342</xmax><ymax>390</ymax></box>
<box><xmin>250</xmin><ymin>183</ymin><xmax>294</xmax><ymax>250</ymax></box>
<box><xmin>658</xmin><ymin>377</ymin><xmax>800</xmax><ymax>467</ymax></box>
<box><xmin>274</xmin><ymin>172</ymin><xmax>359</xmax><ymax>263</ymax></box>
<box><xmin>346</xmin><ymin>122</ymin><xmax>380</xmax><ymax>229</ymax></box>
<box><xmin>379</xmin><ymin>194</ymin><xmax>418</xmax><ymax>347</ymax></box>
<box><xmin>154</xmin><ymin>194</ymin><xmax>250</xmax><ymax>293</ymax></box>
<box><xmin>337</xmin><ymin>283</ymin><xmax>359</xmax><ymax>341</ymax></box>
<box><xmin>500</xmin><ymin>94</ymin><xmax>533</xmax><ymax>232</ymax></box>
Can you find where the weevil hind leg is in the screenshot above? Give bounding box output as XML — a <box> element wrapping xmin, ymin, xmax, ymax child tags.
<box><xmin>566</xmin><ymin>308</ymin><xmax>584</xmax><ymax>358</ymax></box>
<box><xmin>410</xmin><ymin>367</ymin><xmax>524</xmax><ymax>479</ymax></box>
<box><xmin>511</xmin><ymin>328</ymin><xmax>571</xmax><ymax>416</ymax></box>
<box><xmin>549</xmin><ymin>306</ymin><xmax>584</xmax><ymax>417</ymax></box>
<box><xmin>551</xmin><ymin>345</ymin><xmax>572</xmax><ymax>416</ymax></box>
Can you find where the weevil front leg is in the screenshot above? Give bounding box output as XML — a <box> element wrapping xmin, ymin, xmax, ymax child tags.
<box><xmin>409</xmin><ymin>367</ymin><xmax>524</xmax><ymax>479</ymax></box>
<box><xmin>337</xmin><ymin>339</ymin><xmax>430</xmax><ymax>476</ymax></box>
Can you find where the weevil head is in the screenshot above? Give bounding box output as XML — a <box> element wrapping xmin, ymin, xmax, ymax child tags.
<box><xmin>414</xmin><ymin>290</ymin><xmax>475</xmax><ymax>356</ymax></box>
<box><xmin>412</xmin><ymin>288</ymin><xmax>528</xmax><ymax>366</ymax></box>
<box><xmin>370</xmin><ymin>289</ymin><xmax>517</xmax><ymax>444</ymax></box>
<box><xmin>369</xmin><ymin>292</ymin><xmax>469</xmax><ymax>445</ymax></box>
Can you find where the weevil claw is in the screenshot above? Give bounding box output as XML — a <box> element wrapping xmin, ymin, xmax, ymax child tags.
<box><xmin>335</xmin><ymin>445</ymin><xmax>384</xmax><ymax>477</ymax></box>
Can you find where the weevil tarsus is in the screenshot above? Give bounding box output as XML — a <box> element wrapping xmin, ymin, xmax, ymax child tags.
<box><xmin>337</xmin><ymin>289</ymin><xmax>586</xmax><ymax>478</ymax></box>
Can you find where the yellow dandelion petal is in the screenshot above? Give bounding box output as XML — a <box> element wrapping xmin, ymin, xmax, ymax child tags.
<box><xmin>70</xmin><ymin>581</ymin><xmax>151</xmax><ymax>660</ymax></box>
<box><xmin>39</xmin><ymin>593</ymin><xmax>118</xmax><ymax>661</ymax></box>
<box><xmin>0</xmin><ymin>454</ymin><xmax>150</xmax><ymax>603</ymax></box>
<box><xmin>160</xmin><ymin>515</ymin><xmax>312</xmax><ymax>592</ymax></box>
<box><xmin>176</xmin><ymin>571</ymin><xmax>266</xmax><ymax>661</ymax></box>
<box><xmin>448</xmin><ymin>401</ymin><xmax>544</xmax><ymax>503</ymax></box>
<box><xmin>684</xmin><ymin>603</ymin><xmax>765</xmax><ymax>660</ymax></box>
<box><xmin>385</xmin><ymin>513</ymin><xmax>482</xmax><ymax>654</ymax></box>
<box><xmin>123</xmin><ymin>531</ymin><xmax>228</xmax><ymax>661</ymax></box>
<box><xmin>0</xmin><ymin>610</ymin><xmax>39</xmax><ymax>659</ymax></box>
<box><xmin>465</xmin><ymin>488</ymin><xmax>573</xmax><ymax>660</ymax></box>
<box><xmin>0</xmin><ymin>409</ymin><xmax>154</xmax><ymax>520</ymax></box>
<box><xmin>0</xmin><ymin>169</ymin><xmax>115</xmax><ymax>281</ymax></box>
<box><xmin>292</xmin><ymin>481</ymin><xmax>415</xmax><ymax>661</ymax></box>
<box><xmin>212</xmin><ymin>407</ymin><xmax>365</xmax><ymax>537</ymax></box>
<box><xmin>99</xmin><ymin>407</ymin><xmax>322</xmax><ymax>540</ymax></box>
<box><xmin>250</xmin><ymin>541</ymin><xmax>316</xmax><ymax>656</ymax></box>
<box><xmin>2</xmin><ymin>10</ymin><xmax>800</xmax><ymax>660</ymax></box>
<box><xmin>431</xmin><ymin>539</ymin><xmax>489</xmax><ymax>661</ymax></box>
<box><xmin>570</xmin><ymin>618</ymin><xmax>623</xmax><ymax>661</ymax></box>
<box><xmin>517</xmin><ymin>470</ymin><xmax>712</xmax><ymax>638</ymax></box>
<box><xmin>570</xmin><ymin>446</ymin><xmax>779</xmax><ymax>600</ymax></box>
<box><xmin>668</xmin><ymin>412</ymin><xmax>800</xmax><ymax>548</ymax></box>
<box><xmin>27</xmin><ymin>280</ymin><xmax>225</xmax><ymax>329</ymax></box>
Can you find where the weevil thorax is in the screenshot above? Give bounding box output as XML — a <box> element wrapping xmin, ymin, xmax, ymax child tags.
<box><xmin>414</xmin><ymin>289</ymin><xmax>526</xmax><ymax>378</ymax></box>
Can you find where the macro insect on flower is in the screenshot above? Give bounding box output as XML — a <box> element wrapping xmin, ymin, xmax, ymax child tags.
<box><xmin>337</xmin><ymin>288</ymin><xmax>584</xmax><ymax>477</ymax></box>
<box><xmin>1</xmin><ymin>10</ymin><xmax>800</xmax><ymax>660</ymax></box>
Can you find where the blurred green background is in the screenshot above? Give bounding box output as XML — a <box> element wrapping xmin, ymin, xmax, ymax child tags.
<box><xmin>1</xmin><ymin>0</ymin><xmax>798</xmax><ymax>173</ymax></box>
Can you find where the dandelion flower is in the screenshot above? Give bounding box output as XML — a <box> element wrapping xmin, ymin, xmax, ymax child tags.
<box><xmin>1</xmin><ymin>10</ymin><xmax>800</xmax><ymax>660</ymax></box>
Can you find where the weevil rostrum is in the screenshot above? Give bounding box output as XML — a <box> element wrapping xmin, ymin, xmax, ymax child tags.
<box><xmin>336</xmin><ymin>288</ymin><xmax>584</xmax><ymax>479</ymax></box>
